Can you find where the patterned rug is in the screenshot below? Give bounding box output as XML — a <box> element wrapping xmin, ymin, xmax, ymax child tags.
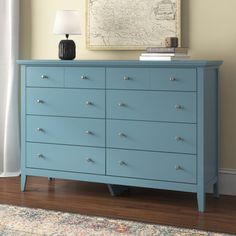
<box><xmin>0</xmin><ymin>204</ymin><xmax>231</xmax><ymax>236</ymax></box>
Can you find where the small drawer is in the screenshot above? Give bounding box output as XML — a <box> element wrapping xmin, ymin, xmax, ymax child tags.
<box><xmin>26</xmin><ymin>88</ymin><xmax>105</xmax><ymax>118</ymax></box>
<box><xmin>107</xmin><ymin>120</ymin><xmax>196</xmax><ymax>154</ymax></box>
<box><xmin>27</xmin><ymin>116</ymin><xmax>105</xmax><ymax>147</ymax></box>
<box><xmin>65</xmin><ymin>67</ymin><xmax>105</xmax><ymax>88</ymax></box>
<box><xmin>106</xmin><ymin>68</ymin><xmax>149</xmax><ymax>89</ymax></box>
<box><xmin>106</xmin><ymin>149</ymin><xmax>196</xmax><ymax>183</ymax></box>
<box><xmin>150</xmin><ymin>68</ymin><xmax>196</xmax><ymax>91</ymax></box>
<box><xmin>26</xmin><ymin>67</ymin><xmax>64</xmax><ymax>87</ymax></box>
<box><xmin>107</xmin><ymin>90</ymin><xmax>196</xmax><ymax>123</ymax></box>
<box><xmin>26</xmin><ymin>143</ymin><xmax>105</xmax><ymax>175</ymax></box>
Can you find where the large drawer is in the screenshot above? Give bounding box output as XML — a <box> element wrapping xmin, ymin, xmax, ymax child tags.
<box><xmin>106</xmin><ymin>68</ymin><xmax>149</xmax><ymax>90</ymax></box>
<box><xmin>65</xmin><ymin>67</ymin><xmax>105</xmax><ymax>88</ymax></box>
<box><xmin>107</xmin><ymin>90</ymin><xmax>196</xmax><ymax>123</ymax></box>
<box><xmin>106</xmin><ymin>149</ymin><xmax>196</xmax><ymax>183</ymax></box>
<box><xmin>107</xmin><ymin>120</ymin><xmax>196</xmax><ymax>154</ymax></box>
<box><xmin>26</xmin><ymin>143</ymin><xmax>105</xmax><ymax>175</ymax></box>
<box><xmin>26</xmin><ymin>67</ymin><xmax>64</xmax><ymax>87</ymax></box>
<box><xmin>27</xmin><ymin>116</ymin><xmax>105</xmax><ymax>147</ymax></box>
<box><xmin>150</xmin><ymin>68</ymin><xmax>196</xmax><ymax>91</ymax></box>
<box><xmin>26</xmin><ymin>88</ymin><xmax>105</xmax><ymax>118</ymax></box>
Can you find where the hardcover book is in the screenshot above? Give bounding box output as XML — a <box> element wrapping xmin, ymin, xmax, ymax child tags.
<box><xmin>146</xmin><ymin>47</ymin><xmax>188</xmax><ymax>54</ymax></box>
<box><xmin>139</xmin><ymin>55</ymin><xmax>190</xmax><ymax>61</ymax></box>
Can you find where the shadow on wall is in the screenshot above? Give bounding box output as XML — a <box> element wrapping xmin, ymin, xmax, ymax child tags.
<box><xmin>181</xmin><ymin>0</ymin><xmax>190</xmax><ymax>47</ymax></box>
<box><xmin>20</xmin><ymin>0</ymin><xmax>32</xmax><ymax>59</ymax></box>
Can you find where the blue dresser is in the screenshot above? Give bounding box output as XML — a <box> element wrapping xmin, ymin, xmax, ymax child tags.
<box><xmin>17</xmin><ymin>60</ymin><xmax>222</xmax><ymax>212</ymax></box>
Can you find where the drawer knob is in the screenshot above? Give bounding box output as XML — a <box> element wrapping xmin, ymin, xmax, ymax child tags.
<box><xmin>118</xmin><ymin>102</ymin><xmax>125</xmax><ymax>107</ymax></box>
<box><xmin>37</xmin><ymin>154</ymin><xmax>45</xmax><ymax>159</ymax></box>
<box><xmin>169</xmin><ymin>77</ymin><xmax>176</xmax><ymax>81</ymax></box>
<box><xmin>37</xmin><ymin>128</ymin><xmax>44</xmax><ymax>132</ymax></box>
<box><xmin>119</xmin><ymin>161</ymin><xmax>126</xmax><ymax>166</ymax></box>
<box><xmin>41</xmin><ymin>75</ymin><xmax>48</xmax><ymax>79</ymax></box>
<box><xmin>81</xmin><ymin>75</ymin><xmax>88</xmax><ymax>80</ymax></box>
<box><xmin>175</xmin><ymin>104</ymin><xmax>183</xmax><ymax>110</ymax></box>
<box><xmin>175</xmin><ymin>136</ymin><xmax>183</xmax><ymax>142</ymax></box>
<box><xmin>118</xmin><ymin>132</ymin><xmax>126</xmax><ymax>137</ymax></box>
<box><xmin>36</xmin><ymin>99</ymin><xmax>44</xmax><ymax>104</ymax></box>
<box><xmin>175</xmin><ymin>165</ymin><xmax>183</xmax><ymax>170</ymax></box>
<box><xmin>86</xmin><ymin>158</ymin><xmax>94</xmax><ymax>163</ymax></box>
<box><xmin>85</xmin><ymin>101</ymin><xmax>93</xmax><ymax>105</ymax></box>
<box><xmin>123</xmin><ymin>76</ymin><xmax>130</xmax><ymax>80</ymax></box>
<box><xmin>85</xmin><ymin>130</ymin><xmax>93</xmax><ymax>135</ymax></box>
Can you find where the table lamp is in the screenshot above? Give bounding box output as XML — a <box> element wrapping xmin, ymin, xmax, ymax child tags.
<box><xmin>53</xmin><ymin>10</ymin><xmax>81</xmax><ymax>60</ymax></box>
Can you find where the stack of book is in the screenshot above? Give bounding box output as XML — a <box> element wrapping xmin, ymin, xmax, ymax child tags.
<box><xmin>139</xmin><ymin>47</ymin><xmax>189</xmax><ymax>61</ymax></box>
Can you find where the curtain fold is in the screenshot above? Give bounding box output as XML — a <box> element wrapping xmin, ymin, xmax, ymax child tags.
<box><xmin>0</xmin><ymin>0</ymin><xmax>20</xmax><ymax>177</ymax></box>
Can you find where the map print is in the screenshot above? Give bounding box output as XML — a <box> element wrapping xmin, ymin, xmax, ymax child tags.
<box><xmin>87</xmin><ymin>0</ymin><xmax>180</xmax><ymax>50</ymax></box>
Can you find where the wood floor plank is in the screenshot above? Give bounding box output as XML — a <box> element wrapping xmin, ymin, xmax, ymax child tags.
<box><xmin>0</xmin><ymin>177</ymin><xmax>235</xmax><ymax>234</ymax></box>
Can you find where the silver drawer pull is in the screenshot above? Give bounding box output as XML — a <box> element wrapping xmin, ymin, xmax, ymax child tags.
<box><xmin>175</xmin><ymin>104</ymin><xmax>183</xmax><ymax>110</ymax></box>
<box><xmin>175</xmin><ymin>165</ymin><xmax>183</xmax><ymax>170</ymax></box>
<box><xmin>118</xmin><ymin>132</ymin><xmax>126</xmax><ymax>137</ymax></box>
<box><xmin>119</xmin><ymin>161</ymin><xmax>126</xmax><ymax>166</ymax></box>
<box><xmin>81</xmin><ymin>75</ymin><xmax>88</xmax><ymax>80</ymax></box>
<box><xmin>123</xmin><ymin>76</ymin><xmax>130</xmax><ymax>80</ymax></box>
<box><xmin>37</xmin><ymin>154</ymin><xmax>45</xmax><ymax>159</ymax></box>
<box><xmin>41</xmin><ymin>75</ymin><xmax>48</xmax><ymax>79</ymax></box>
<box><xmin>86</xmin><ymin>158</ymin><xmax>94</xmax><ymax>163</ymax></box>
<box><xmin>37</xmin><ymin>128</ymin><xmax>44</xmax><ymax>132</ymax></box>
<box><xmin>85</xmin><ymin>101</ymin><xmax>93</xmax><ymax>105</ymax></box>
<box><xmin>85</xmin><ymin>130</ymin><xmax>93</xmax><ymax>135</ymax></box>
<box><xmin>175</xmin><ymin>136</ymin><xmax>183</xmax><ymax>142</ymax></box>
<box><xmin>169</xmin><ymin>77</ymin><xmax>176</xmax><ymax>81</ymax></box>
<box><xmin>36</xmin><ymin>99</ymin><xmax>44</xmax><ymax>104</ymax></box>
<box><xmin>118</xmin><ymin>102</ymin><xmax>125</xmax><ymax>107</ymax></box>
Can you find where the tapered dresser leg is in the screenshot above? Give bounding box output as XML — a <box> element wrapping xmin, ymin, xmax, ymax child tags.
<box><xmin>21</xmin><ymin>175</ymin><xmax>27</xmax><ymax>192</ymax></box>
<box><xmin>213</xmin><ymin>182</ymin><xmax>219</xmax><ymax>198</ymax></box>
<box><xmin>197</xmin><ymin>190</ymin><xmax>205</xmax><ymax>212</ymax></box>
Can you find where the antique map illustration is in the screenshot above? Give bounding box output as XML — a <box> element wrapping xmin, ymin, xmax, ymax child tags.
<box><xmin>87</xmin><ymin>0</ymin><xmax>181</xmax><ymax>50</ymax></box>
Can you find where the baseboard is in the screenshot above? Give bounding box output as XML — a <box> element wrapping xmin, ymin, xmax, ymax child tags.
<box><xmin>218</xmin><ymin>168</ymin><xmax>236</xmax><ymax>196</ymax></box>
<box><xmin>0</xmin><ymin>171</ymin><xmax>21</xmax><ymax>178</ymax></box>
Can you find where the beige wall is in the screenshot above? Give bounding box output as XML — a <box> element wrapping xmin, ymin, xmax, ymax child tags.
<box><xmin>20</xmin><ymin>0</ymin><xmax>236</xmax><ymax>169</ymax></box>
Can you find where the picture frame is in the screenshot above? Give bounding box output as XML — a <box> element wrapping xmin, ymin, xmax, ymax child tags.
<box><xmin>86</xmin><ymin>0</ymin><xmax>181</xmax><ymax>50</ymax></box>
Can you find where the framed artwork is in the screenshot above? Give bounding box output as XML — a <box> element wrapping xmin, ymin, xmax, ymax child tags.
<box><xmin>86</xmin><ymin>0</ymin><xmax>181</xmax><ymax>50</ymax></box>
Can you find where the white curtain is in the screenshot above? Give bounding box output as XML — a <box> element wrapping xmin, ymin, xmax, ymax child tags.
<box><xmin>0</xmin><ymin>0</ymin><xmax>20</xmax><ymax>177</ymax></box>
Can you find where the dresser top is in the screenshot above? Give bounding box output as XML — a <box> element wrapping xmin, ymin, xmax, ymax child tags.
<box><xmin>17</xmin><ymin>60</ymin><xmax>223</xmax><ymax>67</ymax></box>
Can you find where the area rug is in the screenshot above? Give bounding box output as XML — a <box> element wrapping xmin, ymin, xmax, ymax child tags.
<box><xmin>0</xmin><ymin>204</ymin><xmax>231</xmax><ymax>236</ymax></box>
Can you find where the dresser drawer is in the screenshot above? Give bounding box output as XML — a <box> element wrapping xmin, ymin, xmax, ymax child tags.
<box><xmin>150</xmin><ymin>68</ymin><xmax>196</xmax><ymax>91</ymax></box>
<box><xmin>27</xmin><ymin>116</ymin><xmax>105</xmax><ymax>147</ymax></box>
<box><xmin>65</xmin><ymin>67</ymin><xmax>105</xmax><ymax>88</ymax></box>
<box><xmin>26</xmin><ymin>67</ymin><xmax>64</xmax><ymax>87</ymax></box>
<box><xmin>107</xmin><ymin>90</ymin><xmax>196</xmax><ymax>123</ymax></box>
<box><xmin>107</xmin><ymin>149</ymin><xmax>196</xmax><ymax>183</ymax></box>
<box><xmin>107</xmin><ymin>120</ymin><xmax>196</xmax><ymax>154</ymax></box>
<box><xmin>26</xmin><ymin>88</ymin><xmax>105</xmax><ymax>118</ymax></box>
<box><xmin>26</xmin><ymin>143</ymin><xmax>105</xmax><ymax>174</ymax></box>
<box><xmin>106</xmin><ymin>68</ymin><xmax>149</xmax><ymax>89</ymax></box>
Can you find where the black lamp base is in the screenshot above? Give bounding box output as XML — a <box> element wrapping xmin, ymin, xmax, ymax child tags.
<box><xmin>58</xmin><ymin>39</ymin><xmax>76</xmax><ymax>60</ymax></box>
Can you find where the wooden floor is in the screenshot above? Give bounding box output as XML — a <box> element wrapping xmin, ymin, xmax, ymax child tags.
<box><xmin>0</xmin><ymin>177</ymin><xmax>235</xmax><ymax>235</ymax></box>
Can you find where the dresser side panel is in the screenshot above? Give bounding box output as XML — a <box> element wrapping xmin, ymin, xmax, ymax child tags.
<box><xmin>197</xmin><ymin>67</ymin><xmax>219</xmax><ymax>188</ymax></box>
<box><xmin>203</xmin><ymin>68</ymin><xmax>219</xmax><ymax>185</ymax></box>
<box><xmin>20</xmin><ymin>66</ymin><xmax>26</xmax><ymax>176</ymax></box>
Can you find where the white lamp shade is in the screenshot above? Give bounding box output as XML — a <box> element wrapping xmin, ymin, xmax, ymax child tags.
<box><xmin>53</xmin><ymin>10</ymin><xmax>82</xmax><ymax>35</ymax></box>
